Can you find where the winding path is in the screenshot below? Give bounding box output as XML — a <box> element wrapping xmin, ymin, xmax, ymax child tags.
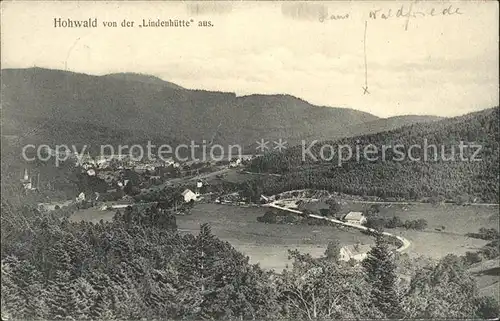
<box><xmin>264</xmin><ymin>200</ymin><xmax>411</xmax><ymax>253</ymax></box>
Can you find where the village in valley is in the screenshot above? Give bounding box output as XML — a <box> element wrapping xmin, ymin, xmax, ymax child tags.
<box><xmin>21</xmin><ymin>147</ymin><xmax>252</xmax><ymax>212</ymax></box>
<box><xmin>17</xmin><ymin>146</ymin><xmax>386</xmax><ymax>263</ymax></box>
<box><xmin>7</xmin><ymin>95</ymin><xmax>497</xmax><ymax>319</ymax></box>
<box><xmin>2</xmin><ymin>1</ymin><xmax>499</xmax><ymax>319</ymax></box>
<box><xmin>17</xmin><ymin>143</ymin><xmax>498</xmax><ymax>270</ymax></box>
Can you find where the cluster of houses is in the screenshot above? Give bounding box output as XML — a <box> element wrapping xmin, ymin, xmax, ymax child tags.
<box><xmin>214</xmin><ymin>191</ymin><xmax>255</xmax><ymax>206</ymax></box>
<box><xmin>229</xmin><ymin>158</ymin><xmax>242</xmax><ymax>167</ymax></box>
<box><xmin>78</xmin><ymin>153</ymin><xmax>181</xmax><ymax>171</ymax></box>
<box><xmin>78</xmin><ymin>153</ymin><xmax>248</xmax><ymax>172</ymax></box>
<box><xmin>271</xmin><ymin>197</ymin><xmax>368</xmax><ymax>226</ymax></box>
<box><xmin>36</xmin><ymin>146</ymin><xmax>251</xmax><ymax>172</ymax></box>
<box><xmin>20</xmin><ymin>169</ymin><xmax>39</xmax><ymax>191</ymax></box>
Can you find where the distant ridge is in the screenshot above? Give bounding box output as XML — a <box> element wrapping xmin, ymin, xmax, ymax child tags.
<box><xmin>346</xmin><ymin>115</ymin><xmax>444</xmax><ymax>137</ymax></box>
<box><xmin>1</xmin><ymin>67</ymin><xmax>461</xmax><ymax>149</ymax></box>
<box><xmin>104</xmin><ymin>72</ymin><xmax>185</xmax><ymax>89</ymax></box>
<box><xmin>248</xmin><ymin>106</ymin><xmax>499</xmax><ymax>203</ymax></box>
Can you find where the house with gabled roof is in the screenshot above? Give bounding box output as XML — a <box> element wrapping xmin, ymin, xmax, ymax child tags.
<box><xmin>342</xmin><ymin>211</ymin><xmax>367</xmax><ymax>225</ymax></box>
<box><xmin>182</xmin><ymin>189</ymin><xmax>197</xmax><ymax>203</ymax></box>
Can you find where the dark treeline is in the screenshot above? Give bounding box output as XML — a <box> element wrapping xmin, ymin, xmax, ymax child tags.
<box><xmin>364</xmin><ymin>216</ymin><xmax>428</xmax><ymax>231</ymax></box>
<box><xmin>1</xmin><ymin>198</ymin><xmax>499</xmax><ymax>320</ymax></box>
<box><xmin>247</xmin><ymin>107</ymin><xmax>499</xmax><ymax>203</ymax></box>
<box><xmin>466</xmin><ymin>228</ymin><xmax>500</xmax><ymax>241</ymax></box>
<box><xmin>1</xmin><ymin>204</ymin><xmax>278</xmax><ymax>320</ymax></box>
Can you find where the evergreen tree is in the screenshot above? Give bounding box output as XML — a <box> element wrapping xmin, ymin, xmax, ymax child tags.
<box><xmin>324</xmin><ymin>240</ymin><xmax>341</xmax><ymax>262</ymax></box>
<box><xmin>279</xmin><ymin>249</ymin><xmax>382</xmax><ymax>320</ymax></box>
<box><xmin>362</xmin><ymin>236</ymin><xmax>401</xmax><ymax>318</ymax></box>
<box><xmin>401</xmin><ymin>254</ymin><xmax>487</xmax><ymax>319</ymax></box>
<box><xmin>474</xmin><ymin>296</ymin><xmax>500</xmax><ymax>319</ymax></box>
<box><xmin>1</xmin><ymin>256</ymin><xmax>27</xmax><ymax>319</ymax></box>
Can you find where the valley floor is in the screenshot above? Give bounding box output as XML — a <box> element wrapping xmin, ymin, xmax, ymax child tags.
<box><xmin>70</xmin><ymin>200</ymin><xmax>499</xmax><ymax>272</ymax></box>
<box><xmin>176</xmin><ymin>203</ymin><xmax>373</xmax><ymax>271</ymax></box>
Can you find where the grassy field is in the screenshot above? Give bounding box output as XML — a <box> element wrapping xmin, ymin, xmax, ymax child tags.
<box><xmin>286</xmin><ymin>199</ymin><xmax>497</xmax><ymax>258</ymax></box>
<box><xmin>70</xmin><ymin>198</ymin><xmax>498</xmax><ymax>270</ymax></box>
<box><xmin>70</xmin><ymin>202</ymin><xmax>375</xmax><ymax>271</ymax></box>
<box><xmin>355</xmin><ymin>202</ymin><xmax>498</xmax><ymax>258</ymax></box>
<box><xmin>368</xmin><ymin>203</ymin><xmax>498</xmax><ymax>234</ymax></box>
<box><xmin>70</xmin><ymin>206</ymin><xmax>115</xmax><ymax>223</ymax></box>
<box><xmin>219</xmin><ymin>169</ymin><xmax>254</xmax><ymax>184</ymax></box>
<box><xmin>468</xmin><ymin>259</ymin><xmax>500</xmax><ymax>301</ymax></box>
<box><xmin>177</xmin><ymin>203</ymin><xmax>373</xmax><ymax>271</ymax></box>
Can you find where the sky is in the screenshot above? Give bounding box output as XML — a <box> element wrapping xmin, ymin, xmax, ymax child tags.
<box><xmin>1</xmin><ymin>1</ymin><xmax>498</xmax><ymax>117</ymax></box>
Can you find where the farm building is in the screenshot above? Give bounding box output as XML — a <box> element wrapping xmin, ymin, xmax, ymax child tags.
<box><xmin>20</xmin><ymin>168</ymin><xmax>40</xmax><ymax>191</ymax></box>
<box><xmin>229</xmin><ymin>158</ymin><xmax>242</xmax><ymax>167</ymax></box>
<box><xmin>182</xmin><ymin>189</ymin><xmax>198</xmax><ymax>203</ymax></box>
<box><xmin>339</xmin><ymin>244</ymin><xmax>371</xmax><ymax>262</ymax></box>
<box><xmin>37</xmin><ymin>200</ymin><xmax>74</xmax><ymax>212</ymax></box>
<box><xmin>342</xmin><ymin>211</ymin><xmax>367</xmax><ymax>225</ymax></box>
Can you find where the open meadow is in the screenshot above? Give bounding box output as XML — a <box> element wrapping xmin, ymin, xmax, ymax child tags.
<box><xmin>278</xmin><ymin>197</ymin><xmax>498</xmax><ymax>258</ymax></box>
<box><xmin>69</xmin><ymin>198</ymin><xmax>498</xmax><ymax>269</ymax></box>
<box><xmin>468</xmin><ymin>259</ymin><xmax>500</xmax><ymax>301</ymax></box>
<box><xmin>70</xmin><ymin>205</ymin><xmax>116</xmax><ymax>223</ymax></box>
<box><xmin>176</xmin><ymin>203</ymin><xmax>374</xmax><ymax>271</ymax></box>
<box><xmin>351</xmin><ymin>202</ymin><xmax>498</xmax><ymax>258</ymax></box>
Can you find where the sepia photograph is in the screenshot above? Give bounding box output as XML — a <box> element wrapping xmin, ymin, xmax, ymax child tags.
<box><xmin>1</xmin><ymin>0</ymin><xmax>499</xmax><ymax>320</ymax></box>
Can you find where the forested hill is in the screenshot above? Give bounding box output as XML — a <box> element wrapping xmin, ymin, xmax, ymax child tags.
<box><xmin>344</xmin><ymin>115</ymin><xmax>443</xmax><ymax>137</ymax></box>
<box><xmin>3</xmin><ymin>67</ymin><xmax>438</xmax><ymax>149</ymax></box>
<box><xmin>248</xmin><ymin>107</ymin><xmax>500</xmax><ymax>203</ymax></box>
<box><xmin>1</xmin><ymin>67</ymin><xmax>376</xmax><ymax>148</ymax></box>
<box><xmin>103</xmin><ymin>72</ymin><xmax>185</xmax><ymax>89</ymax></box>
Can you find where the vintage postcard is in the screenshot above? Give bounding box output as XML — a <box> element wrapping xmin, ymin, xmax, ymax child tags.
<box><xmin>1</xmin><ymin>1</ymin><xmax>499</xmax><ymax>320</ymax></box>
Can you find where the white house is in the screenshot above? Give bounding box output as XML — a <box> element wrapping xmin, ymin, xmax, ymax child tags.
<box><xmin>229</xmin><ymin>158</ymin><xmax>242</xmax><ymax>167</ymax></box>
<box><xmin>20</xmin><ymin>169</ymin><xmax>32</xmax><ymax>190</ymax></box>
<box><xmin>82</xmin><ymin>163</ymin><xmax>95</xmax><ymax>170</ymax></box>
<box><xmin>182</xmin><ymin>189</ymin><xmax>197</xmax><ymax>203</ymax></box>
<box><xmin>339</xmin><ymin>244</ymin><xmax>371</xmax><ymax>262</ymax></box>
<box><xmin>134</xmin><ymin>164</ymin><xmax>155</xmax><ymax>172</ymax></box>
<box><xmin>342</xmin><ymin>212</ymin><xmax>367</xmax><ymax>225</ymax></box>
<box><xmin>76</xmin><ymin>192</ymin><xmax>86</xmax><ymax>202</ymax></box>
<box><xmin>78</xmin><ymin>153</ymin><xmax>96</xmax><ymax>168</ymax></box>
